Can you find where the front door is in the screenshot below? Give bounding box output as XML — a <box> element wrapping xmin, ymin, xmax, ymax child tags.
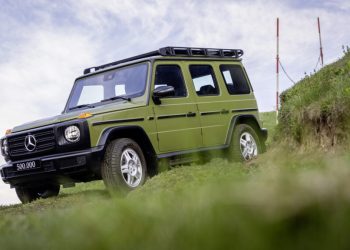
<box><xmin>152</xmin><ymin>62</ymin><xmax>202</xmax><ymax>153</ymax></box>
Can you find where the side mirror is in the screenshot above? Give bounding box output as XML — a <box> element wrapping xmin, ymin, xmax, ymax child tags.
<box><xmin>152</xmin><ymin>86</ymin><xmax>175</xmax><ymax>105</ymax></box>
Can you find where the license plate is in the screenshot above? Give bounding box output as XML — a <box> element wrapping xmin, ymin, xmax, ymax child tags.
<box><xmin>16</xmin><ymin>161</ymin><xmax>40</xmax><ymax>171</ymax></box>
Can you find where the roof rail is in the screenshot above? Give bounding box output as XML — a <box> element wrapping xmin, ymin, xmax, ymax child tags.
<box><xmin>158</xmin><ymin>47</ymin><xmax>243</xmax><ymax>58</ymax></box>
<box><xmin>83</xmin><ymin>46</ymin><xmax>244</xmax><ymax>74</ymax></box>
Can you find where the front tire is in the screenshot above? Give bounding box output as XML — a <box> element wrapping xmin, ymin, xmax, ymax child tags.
<box><xmin>101</xmin><ymin>138</ymin><xmax>147</xmax><ymax>194</ymax></box>
<box><xmin>230</xmin><ymin>124</ymin><xmax>262</xmax><ymax>162</ymax></box>
<box><xmin>15</xmin><ymin>184</ymin><xmax>60</xmax><ymax>204</ymax></box>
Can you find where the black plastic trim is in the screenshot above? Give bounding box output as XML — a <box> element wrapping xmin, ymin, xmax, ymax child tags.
<box><xmin>157</xmin><ymin>114</ymin><xmax>187</xmax><ymax>120</ymax></box>
<box><xmin>92</xmin><ymin>118</ymin><xmax>144</xmax><ymax>126</ymax></box>
<box><xmin>96</xmin><ymin>125</ymin><xmax>150</xmax><ymax>147</ymax></box>
<box><xmin>260</xmin><ymin>128</ymin><xmax>268</xmax><ymax>142</ymax></box>
<box><xmin>158</xmin><ymin>144</ymin><xmax>227</xmax><ymax>159</ymax></box>
<box><xmin>231</xmin><ymin>108</ymin><xmax>258</xmax><ymax>113</ymax></box>
<box><xmin>201</xmin><ymin>111</ymin><xmax>221</xmax><ymax>116</ymax></box>
<box><xmin>186</xmin><ymin>112</ymin><xmax>197</xmax><ymax>117</ymax></box>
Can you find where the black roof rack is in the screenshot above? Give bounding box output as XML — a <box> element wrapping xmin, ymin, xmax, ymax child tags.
<box><xmin>83</xmin><ymin>46</ymin><xmax>244</xmax><ymax>75</ymax></box>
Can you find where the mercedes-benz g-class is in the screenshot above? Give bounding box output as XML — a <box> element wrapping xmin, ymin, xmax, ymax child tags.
<box><xmin>0</xmin><ymin>46</ymin><xmax>267</xmax><ymax>203</ymax></box>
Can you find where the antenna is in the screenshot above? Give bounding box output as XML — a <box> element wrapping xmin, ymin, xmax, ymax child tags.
<box><xmin>317</xmin><ymin>17</ymin><xmax>324</xmax><ymax>67</ymax></box>
<box><xmin>276</xmin><ymin>17</ymin><xmax>280</xmax><ymax>124</ymax></box>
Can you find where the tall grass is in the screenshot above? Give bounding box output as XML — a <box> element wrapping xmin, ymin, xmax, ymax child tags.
<box><xmin>278</xmin><ymin>52</ymin><xmax>350</xmax><ymax>148</ymax></box>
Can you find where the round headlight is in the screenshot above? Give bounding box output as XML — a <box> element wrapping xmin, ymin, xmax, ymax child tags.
<box><xmin>64</xmin><ymin>126</ymin><xmax>81</xmax><ymax>143</ymax></box>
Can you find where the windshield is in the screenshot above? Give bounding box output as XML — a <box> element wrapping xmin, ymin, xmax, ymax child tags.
<box><xmin>66</xmin><ymin>63</ymin><xmax>149</xmax><ymax>112</ymax></box>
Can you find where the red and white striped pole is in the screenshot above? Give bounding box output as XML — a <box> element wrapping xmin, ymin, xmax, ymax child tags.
<box><xmin>317</xmin><ymin>17</ymin><xmax>324</xmax><ymax>67</ymax></box>
<box><xmin>276</xmin><ymin>17</ymin><xmax>280</xmax><ymax>124</ymax></box>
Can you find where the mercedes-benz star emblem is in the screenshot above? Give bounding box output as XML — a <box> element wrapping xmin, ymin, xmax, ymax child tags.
<box><xmin>24</xmin><ymin>135</ymin><xmax>37</xmax><ymax>152</ymax></box>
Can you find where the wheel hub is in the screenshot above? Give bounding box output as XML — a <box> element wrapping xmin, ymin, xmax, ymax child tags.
<box><xmin>239</xmin><ymin>132</ymin><xmax>258</xmax><ymax>160</ymax></box>
<box><xmin>128</xmin><ymin>160</ymin><xmax>137</xmax><ymax>176</ymax></box>
<box><xmin>120</xmin><ymin>148</ymin><xmax>143</xmax><ymax>187</ymax></box>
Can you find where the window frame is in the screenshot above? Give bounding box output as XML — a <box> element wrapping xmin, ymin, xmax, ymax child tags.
<box><xmin>64</xmin><ymin>62</ymin><xmax>149</xmax><ymax>113</ymax></box>
<box><xmin>189</xmin><ymin>64</ymin><xmax>220</xmax><ymax>97</ymax></box>
<box><xmin>219</xmin><ymin>64</ymin><xmax>252</xmax><ymax>95</ymax></box>
<box><xmin>154</xmin><ymin>64</ymin><xmax>188</xmax><ymax>99</ymax></box>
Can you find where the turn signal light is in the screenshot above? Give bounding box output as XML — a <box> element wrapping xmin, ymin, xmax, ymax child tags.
<box><xmin>5</xmin><ymin>129</ymin><xmax>12</xmax><ymax>135</ymax></box>
<box><xmin>78</xmin><ymin>112</ymin><xmax>93</xmax><ymax>119</ymax></box>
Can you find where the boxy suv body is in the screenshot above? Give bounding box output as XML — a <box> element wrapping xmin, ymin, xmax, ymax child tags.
<box><xmin>0</xmin><ymin>47</ymin><xmax>267</xmax><ymax>203</ymax></box>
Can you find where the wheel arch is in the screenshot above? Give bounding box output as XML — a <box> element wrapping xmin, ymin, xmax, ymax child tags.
<box><xmin>98</xmin><ymin>126</ymin><xmax>158</xmax><ymax>176</ymax></box>
<box><xmin>226</xmin><ymin>115</ymin><xmax>267</xmax><ymax>151</ymax></box>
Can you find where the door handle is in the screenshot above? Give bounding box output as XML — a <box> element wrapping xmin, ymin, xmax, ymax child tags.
<box><xmin>186</xmin><ymin>112</ymin><xmax>196</xmax><ymax>117</ymax></box>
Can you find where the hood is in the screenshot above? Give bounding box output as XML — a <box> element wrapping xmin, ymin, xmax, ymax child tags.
<box><xmin>11</xmin><ymin>100</ymin><xmax>145</xmax><ymax>133</ymax></box>
<box><xmin>12</xmin><ymin>112</ymin><xmax>82</xmax><ymax>133</ymax></box>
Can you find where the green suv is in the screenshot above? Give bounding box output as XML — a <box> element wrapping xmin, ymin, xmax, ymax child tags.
<box><xmin>0</xmin><ymin>47</ymin><xmax>267</xmax><ymax>203</ymax></box>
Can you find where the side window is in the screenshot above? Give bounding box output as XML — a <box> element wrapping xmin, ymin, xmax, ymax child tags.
<box><xmin>189</xmin><ymin>65</ymin><xmax>219</xmax><ymax>96</ymax></box>
<box><xmin>220</xmin><ymin>65</ymin><xmax>250</xmax><ymax>95</ymax></box>
<box><xmin>155</xmin><ymin>65</ymin><xmax>187</xmax><ymax>97</ymax></box>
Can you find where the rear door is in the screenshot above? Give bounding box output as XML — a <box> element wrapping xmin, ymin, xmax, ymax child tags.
<box><xmin>186</xmin><ymin>62</ymin><xmax>230</xmax><ymax>147</ymax></box>
<box><xmin>186</xmin><ymin>61</ymin><xmax>257</xmax><ymax>148</ymax></box>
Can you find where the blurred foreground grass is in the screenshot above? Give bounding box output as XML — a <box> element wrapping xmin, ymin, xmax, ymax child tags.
<box><xmin>1</xmin><ymin>148</ymin><xmax>350</xmax><ymax>250</ymax></box>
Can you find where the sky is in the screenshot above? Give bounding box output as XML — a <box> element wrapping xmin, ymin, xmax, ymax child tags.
<box><xmin>0</xmin><ymin>0</ymin><xmax>349</xmax><ymax>205</ymax></box>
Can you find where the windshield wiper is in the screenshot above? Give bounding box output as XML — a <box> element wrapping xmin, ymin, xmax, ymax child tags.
<box><xmin>69</xmin><ymin>104</ymin><xmax>95</xmax><ymax>111</ymax></box>
<box><xmin>100</xmin><ymin>96</ymin><xmax>131</xmax><ymax>103</ymax></box>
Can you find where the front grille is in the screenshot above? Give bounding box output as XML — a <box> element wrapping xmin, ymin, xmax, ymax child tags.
<box><xmin>7</xmin><ymin>128</ymin><xmax>56</xmax><ymax>158</ymax></box>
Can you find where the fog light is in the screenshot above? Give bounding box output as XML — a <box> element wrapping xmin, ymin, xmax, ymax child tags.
<box><xmin>64</xmin><ymin>126</ymin><xmax>80</xmax><ymax>143</ymax></box>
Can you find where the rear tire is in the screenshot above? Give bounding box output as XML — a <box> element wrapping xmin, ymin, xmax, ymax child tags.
<box><xmin>230</xmin><ymin>124</ymin><xmax>262</xmax><ymax>162</ymax></box>
<box><xmin>101</xmin><ymin>138</ymin><xmax>147</xmax><ymax>194</ymax></box>
<box><xmin>15</xmin><ymin>184</ymin><xmax>60</xmax><ymax>204</ymax></box>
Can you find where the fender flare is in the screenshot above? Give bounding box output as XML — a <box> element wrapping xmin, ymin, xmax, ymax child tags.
<box><xmin>225</xmin><ymin>114</ymin><xmax>268</xmax><ymax>146</ymax></box>
<box><xmin>96</xmin><ymin>125</ymin><xmax>158</xmax><ymax>175</ymax></box>
<box><xmin>97</xmin><ymin>125</ymin><xmax>153</xmax><ymax>148</ymax></box>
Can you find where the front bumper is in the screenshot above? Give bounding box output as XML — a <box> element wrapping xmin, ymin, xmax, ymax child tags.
<box><xmin>0</xmin><ymin>147</ymin><xmax>103</xmax><ymax>187</ymax></box>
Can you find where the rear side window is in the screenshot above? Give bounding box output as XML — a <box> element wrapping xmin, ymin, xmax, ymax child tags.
<box><xmin>189</xmin><ymin>65</ymin><xmax>219</xmax><ymax>96</ymax></box>
<box><xmin>155</xmin><ymin>65</ymin><xmax>187</xmax><ymax>97</ymax></box>
<box><xmin>220</xmin><ymin>65</ymin><xmax>250</xmax><ymax>95</ymax></box>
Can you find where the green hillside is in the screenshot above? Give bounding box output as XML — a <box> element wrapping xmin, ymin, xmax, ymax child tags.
<box><xmin>278</xmin><ymin>51</ymin><xmax>350</xmax><ymax>148</ymax></box>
